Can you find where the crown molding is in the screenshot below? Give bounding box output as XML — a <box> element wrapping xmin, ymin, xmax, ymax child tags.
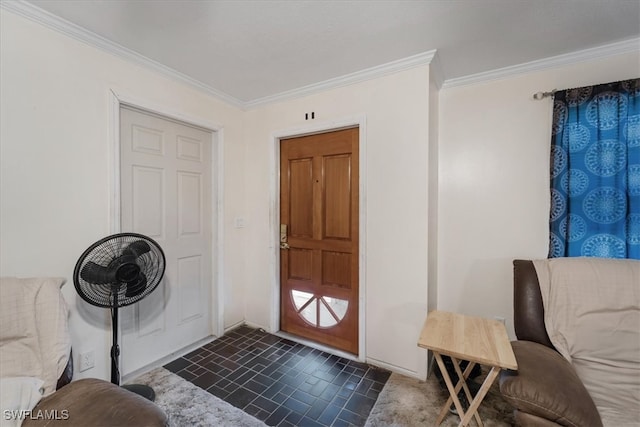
<box><xmin>3</xmin><ymin>0</ymin><xmax>436</xmax><ymax>110</ymax></box>
<box><xmin>442</xmin><ymin>37</ymin><xmax>640</xmax><ymax>89</ymax></box>
<box><xmin>5</xmin><ymin>0</ymin><xmax>637</xmax><ymax>108</ymax></box>
<box><xmin>244</xmin><ymin>50</ymin><xmax>437</xmax><ymax>109</ymax></box>
<box><xmin>1</xmin><ymin>0</ymin><xmax>245</xmax><ymax>108</ymax></box>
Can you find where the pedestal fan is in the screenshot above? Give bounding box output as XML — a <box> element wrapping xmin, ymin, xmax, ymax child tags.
<box><xmin>73</xmin><ymin>232</ymin><xmax>166</xmax><ymax>401</ymax></box>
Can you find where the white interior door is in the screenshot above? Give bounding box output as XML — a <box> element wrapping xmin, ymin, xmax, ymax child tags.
<box><xmin>119</xmin><ymin>106</ymin><xmax>214</xmax><ymax>375</ymax></box>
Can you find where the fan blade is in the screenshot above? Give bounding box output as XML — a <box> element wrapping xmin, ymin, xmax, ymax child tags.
<box><xmin>81</xmin><ymin>261</ymin><xmax>115</xmax><ymax>285</ymax></box>
<box><xmin>125</xmin><ymin>273</ymin><xmax>147</xmax><ymax>298</ymax></box>
<box><xmin>123</xmin><ymin>240</ymin><xmax>151</xmax><ymax>259</ymax></box>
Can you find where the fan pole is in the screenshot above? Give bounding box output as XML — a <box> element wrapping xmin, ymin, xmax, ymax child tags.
<box><xmin>111</xmin><ymin>284</ymin><xmax>156</xmax><ymax>401</ymax></box>
<box><xmin>111</xmin><ymin>285</ymin><xmax>120</xmax><ymax>385</ymax></box>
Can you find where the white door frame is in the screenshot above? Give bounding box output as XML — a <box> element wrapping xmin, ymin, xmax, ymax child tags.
<box><xmin>108</xmin><ymin>88</ymin><xmax>225</xmax><ymax>339</ymax></box>
<box><xmin>269</xmin><ymin>114</ymin><xmax>367</xmax><ymax>361</ymax></box>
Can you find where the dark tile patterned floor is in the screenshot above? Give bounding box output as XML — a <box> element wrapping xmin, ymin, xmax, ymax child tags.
<box><xmin>164</xmin><ymin>325</ymin><xmax>391</xmax><ymax>426</ymax></box>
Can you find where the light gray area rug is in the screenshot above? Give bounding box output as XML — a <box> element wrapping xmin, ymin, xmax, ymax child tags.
<box><xmin>133</xmin><ymin>367</ymin><xmax>266</xmax><ymax>427</ymax></box>
<box><xmin>365</xmin><ymin>371</ymin><xmax>514</xmax><ymax>427</ymax></box>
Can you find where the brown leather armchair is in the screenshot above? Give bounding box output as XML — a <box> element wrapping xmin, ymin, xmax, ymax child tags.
<box><xmin>498</xmin><ymin>260</ymin><xmax>602</xmax><ymax>427</ymax></box>
<box><xmin>24</xmin><ymin>376</ymin><xmax>168</xmax><ymax>427</ymax></box>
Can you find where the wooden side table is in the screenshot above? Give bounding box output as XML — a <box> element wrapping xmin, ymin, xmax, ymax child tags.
<box><xmin>418</xmin><ymin>310</ymin><xmax>517</xmax><ymax>427</ymax></box>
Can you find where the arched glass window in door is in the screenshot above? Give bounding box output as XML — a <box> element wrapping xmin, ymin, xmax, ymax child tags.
<box><xmin>291</xmin><ymin>290</ymin><xmax>348</xmax><ymax>328</ymax></box>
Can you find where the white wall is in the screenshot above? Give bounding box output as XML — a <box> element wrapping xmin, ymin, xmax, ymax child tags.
<box><xmin>428</xmin><ymin>68</ymin><xmax>440</xmax><ymax>314</ymax></box>
<box><xmin>438</xmin><ymin>51</ymin><xmax>640</xmax><ymax>337</ymax></box>
<box><xmin>0</xmin><ymin>10</ymin><xmax>246</xmax><ymax>380</ymax></box>
<box><xmin>242</xmin><ymin>66</ymin><xmax>433</xmax><ymax>378</ymax></box>
<box><xmin>5</xmin><ymin>4</ymin><xmax>637</xmax><ymax>384</ymax></box>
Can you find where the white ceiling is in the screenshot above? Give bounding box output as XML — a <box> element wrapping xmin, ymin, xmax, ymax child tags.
<box><xmin>21</xmin><ymin>0</ymin><xmax>640</xmax><ymax>104</ymax></box>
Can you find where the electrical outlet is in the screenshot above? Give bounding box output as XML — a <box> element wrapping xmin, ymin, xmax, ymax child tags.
<box><xmin>79</xmin><ymin>350</ymin><xmax>95</xmax><ymax>372</ymax></box>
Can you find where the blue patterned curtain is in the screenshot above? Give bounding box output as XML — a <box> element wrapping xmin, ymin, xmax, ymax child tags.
<box><xmin>549</xmin><ymin>79</ymin><xmax>640</xmax><ymax>259</ymax></box>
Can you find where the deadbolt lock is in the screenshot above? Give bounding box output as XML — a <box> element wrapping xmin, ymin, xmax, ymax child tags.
<box><xmin>280</xmin><ymin>224</ymin><xmax>289</xmax><ymax>249</ymax></box>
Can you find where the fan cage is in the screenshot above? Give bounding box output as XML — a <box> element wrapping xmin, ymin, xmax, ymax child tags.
<box><xmin>74</xmin><ymin>233</ymin><xmax>165</xmax><ymax>308</ymax></box>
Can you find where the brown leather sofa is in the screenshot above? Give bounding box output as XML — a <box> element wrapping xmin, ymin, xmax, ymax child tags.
<box><xmin>498</xmin><ymin>260</ymin><xmax>602</xmax><ymax>427</ymax></box>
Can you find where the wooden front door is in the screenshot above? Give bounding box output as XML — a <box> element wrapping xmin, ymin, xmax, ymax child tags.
<box><xmin>280</xmin><ymin>127</ymin><xmax>359</xmax><ymax>354</ymax></box>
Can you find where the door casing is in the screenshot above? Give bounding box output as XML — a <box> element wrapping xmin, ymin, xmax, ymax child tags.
<box><xmin>108</xmin><ymin>89</ymin><xmax>225</xmax><ymax>360</ymax></box>
<box><xmin>269</xmin><ymin>115</ymin><xmax>367</xmax><ymax>361</ymax></box>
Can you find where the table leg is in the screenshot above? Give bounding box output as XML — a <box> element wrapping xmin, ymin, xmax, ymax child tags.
<box><xmin>458</xmin><ymin>366</ymin><xmax>501</xmax><ymax>427</ymax></box>
<box><xmin>434</xmin><ymin>353</ymin><xmax>462</xmax><ymax>424</ymax></box>
<box><xmin>451</xmin><ymin>357</ymin><xmax>483</xmax><ymax>427</ymax></box>
<box><xmin>433</xmin><ymin>353</ymin><xmax>477</xmax><ymax>425</ymax></box>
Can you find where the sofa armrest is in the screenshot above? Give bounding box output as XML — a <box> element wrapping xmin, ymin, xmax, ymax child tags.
<box><xmin>24</xmin><ymin>378</ymin><xmax>168</xmax><ymax>427</ymax></box>
<box><xmin>499</xmin><ymin>341</ymin><xmax>602</xmax><ymax>427</ymax></box>
<box><xmin>513</xmin><ymin>260</ymin><xmax>554</xmax><ymax>348</ymax></box>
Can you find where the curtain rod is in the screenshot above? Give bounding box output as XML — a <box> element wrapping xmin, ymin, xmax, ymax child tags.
<box><xmin>533</xmin><ymin>89</ymin><xmax>557</xmax><ymax>100</ymax></box>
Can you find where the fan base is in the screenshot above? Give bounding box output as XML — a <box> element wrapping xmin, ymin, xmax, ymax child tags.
<box><xmin>122</xmin><ymin>384</ymin><xmax>155</xmax><ymax>401</ymax></box>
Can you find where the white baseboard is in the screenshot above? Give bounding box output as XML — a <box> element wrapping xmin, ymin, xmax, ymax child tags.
<box><xmin>365</xmin><ymin>356</ymin><xmax>425</xmax><ymax>381</ymax></box>
<box><xmin>242</xmin><ymin>320</ymin><xmax>270</xmax><ymax>333</ymax></box>
<box><xmin>122</xmin><ymin>335</ymin><xmax>217</xmax><ymax>383</ymax></box>
<box><xmin>223</xmin><ymin>319</ymin><xmax>247</xmax><ymax>333</ymax></box>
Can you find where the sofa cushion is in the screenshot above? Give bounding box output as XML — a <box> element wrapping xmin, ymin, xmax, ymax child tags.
<box><xmin>533</xmin><ymin>258</ymin><xmax>640</xmax><ymax>426</ymax></box>
<box><xmin>0</xmin><ymin>277</ymin><xmax>71</xmax><ymax>396</ymax></box>
<box><xmin>499</xmin><ymin>340</ymin><xmax>602</xmax><ymax>427</ymax></box>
